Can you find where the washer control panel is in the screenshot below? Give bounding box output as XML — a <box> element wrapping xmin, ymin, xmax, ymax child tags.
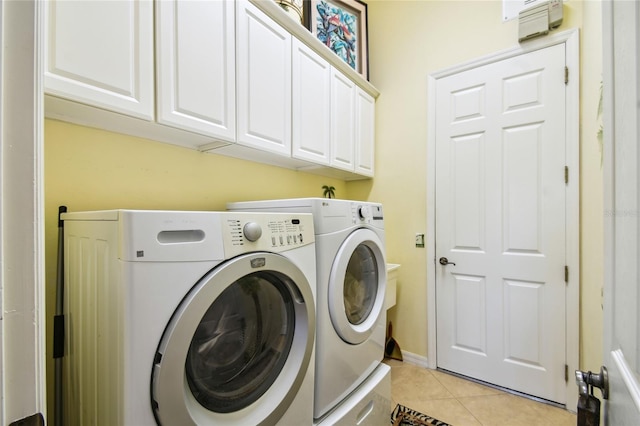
<box><xmin>351</xmin><ymin>203</ymin><xmax>383</xmax><ymax>224</ymax></box>
<box><xmin>223</xmin><ymin>213</ymin><xmax>314</xmax><ymax>255</ymax></box>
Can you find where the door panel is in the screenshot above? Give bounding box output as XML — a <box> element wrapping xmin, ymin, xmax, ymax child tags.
<box><xmin>452</xmin><ymin>133</ymin><xmax>485</xmax><ymax>251</ymax></box>
<box><xmin>236</xmin><ymin>0</ymin><xmax>291</xmax><ymax>155</ymax></box>
<box><xmin>452</xmin><ymin>274</ymin><xmax>486</xmax><ymax>354</ymax></box>
<box><xmin>436</xmin><ymin>43</ymin><xmax>567</xmax><ymax>403</ymax></box>
<box><xmin>504</xmin><ymin>124</ymin><xmax>543</xmax><ymax>252</ymax></box>
<box><xmin>355</xmin><ymin>88</ymin><xmax>375</xmax><ymax>176</ymax></box>
<box><xmin>292</xmin><ymin>39</ymin><xmax>331</xmax><ymax>165</ymax></box>
<box><xmin>330</xmin><ymin>68</ymin><xmax>356</xmax><ymax>171</ymax></box>
<box><xmin>156</xmin><ymin>0</ymin><xmax>236</xmax><ymax>140</ymax></box>
<box><xmin>44</xmin><ymin>0</ymin><xmax>154</xmax><ymax>119</ymax></box>
<box><xmin>603</xmin><ymin>0</ymin><xmax>640</xmax><ymax>423</ymax></box>
<box><xmin>504</xmin><ymin>279</ymin><xmax>543</xmax><ymax>367</ymax></box>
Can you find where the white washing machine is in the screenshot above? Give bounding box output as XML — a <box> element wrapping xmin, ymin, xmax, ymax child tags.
<box><xmin>228</xmin><ymin>198</ymin><xmax>389</xmax><ymax>422</ymax></box>
<box><xmin>62</xmin><ymin>209</ymin><xmax>317</xmax><ymax>425</ymax></box>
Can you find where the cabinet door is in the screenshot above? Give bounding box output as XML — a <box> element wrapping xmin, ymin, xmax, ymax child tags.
<box><xmin>292</xmin><ymin>39</ymin><xmax>331</xmax><ymax>165</ymax></box>
<box><xmin>44</xmin><ymin>0</ymin><xmax>154</xmax><ymax>120</ymax></box>
<box><xmin>156</xmin><ymin>0</ymin><xmax>235</xmax><ymax>141</ymax></box>
<box><xmin>236</xmin><ymin>0</ymin><xmax>292</xmax><ymax>156</ymax></box>
<box><xmin>330</xmin><ymin>68</ymin><xmax>356</xmax><ymax>171</ymax></box>
<box><xmin>355</xmin><ymin>88</ymin><xmax>375</xmax><ymax>176</ymax></box>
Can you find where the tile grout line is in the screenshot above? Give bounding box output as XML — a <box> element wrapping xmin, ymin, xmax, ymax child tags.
<box><xmin>388</xmin><ymin>360</ymin><xmax>576</xmax><ymax>425</ymax></box>
<box><xmin>455</xmin><ymin>393</ymin><xmax>511</xmax><ymax>426</ymax></box>
<box><xmin>428</xmin><ymin>368</ymin><xmax>486</xmax><ymax>426</ymax></box>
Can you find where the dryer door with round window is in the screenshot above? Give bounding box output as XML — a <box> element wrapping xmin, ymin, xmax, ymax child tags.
<box><xmin>328</xmin><ymin>228</ymin><xmax>386</xmax><ymax>344</ymax></box>
<box><xmin>151</xmin><ymin>252</ymin><xmax>315</xmax><ymax>426</ymax></box>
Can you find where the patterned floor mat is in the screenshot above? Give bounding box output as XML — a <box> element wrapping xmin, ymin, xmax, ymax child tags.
<box><xmin>390</xmin><ymin>403</ymin><xmax>452</xmax><ymax>426</ymax></box>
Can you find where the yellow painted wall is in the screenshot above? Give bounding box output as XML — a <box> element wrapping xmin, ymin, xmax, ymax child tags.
<box><xmin>348</xmin><ymin>0</ymin><xmax>604</xmax><ymax>372</ymax></box>
<box><xmin>578</xmin><ymin>0</ymin><xmax>604</xmax><ymax>374</ymax></box>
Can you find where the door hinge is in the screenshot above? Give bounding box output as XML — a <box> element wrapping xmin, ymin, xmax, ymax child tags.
<box><xmin>565</xmin><ymin>364</ymin><xmax>569</xmax><ymax>382</ymax></box>
<box><xmin>565</xmin><ymin>66</ymin><xmax>569</xmax><ymax>85</ymax></box>
<box><xmin>565</xmin><ymin>266</ymin><xmax>569</xmax><ymax>283</ymax></box>
<box><xmin>565</xmin><ymin>166</ymin><xmax>569</xmax><ymax>184</ymax></box>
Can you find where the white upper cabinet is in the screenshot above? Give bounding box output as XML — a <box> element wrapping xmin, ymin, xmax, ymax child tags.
<box><xmin>330</xmin><ymin>67</ymin><xmax>356</xmax><ymax>171</ymax></box>
<box><xmin>236</xmin><ymin>0</ymin><xmax>292</xmax><ymax>156</ymax></box>
<box><xmin>156</xmin><ymin>0</ymin><xmax>235</xmax><ymax>141</ymax></box>
<box><xmin>328</xmin><ymin>68</ymin><xmax>375</xmax><ymax>176</ymax></box>
<box><xmin>355</xmin><ymin>87</ymin><xmax>375</xmax><ymax>176</ymax></box>
<box><xmin>44</xmin><ymin>0</ymin><xmax>154</xmax><ymax>120</ymax></box>
<box><xmin>292</xmin><ymin>39</ymin><xmax>331</xmax><ymax>165</ymax></box>
<box><xmin>42</xmin><ymin>0</ymin><xmax>377</xmax><ymax>178</ymax></box>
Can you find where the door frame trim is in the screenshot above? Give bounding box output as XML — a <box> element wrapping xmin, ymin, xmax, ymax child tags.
<box><xmin>1</xmin><ymin>0</ymin><xmax>47</xmax><ymax>422</ymax></box>
<box><xmin>426</xmin><ymin>28</ymin><xmax>579</xmax><ymax>410</ymax></box>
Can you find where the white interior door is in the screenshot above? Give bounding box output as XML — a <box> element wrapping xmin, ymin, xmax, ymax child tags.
<box><xmin>435</xmin><ymin>43</ymin><xmax>568</xmax><ymax>403</ymax></box>
<box><xmin>602</xmin><ymin>0</ymin><xmax>640</xmax><ymax>423</ymax></box>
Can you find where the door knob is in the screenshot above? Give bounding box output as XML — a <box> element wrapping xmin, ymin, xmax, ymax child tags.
<box><xmin>576</xmin><ymin>366</ymin><xmax>609</xmax><ymax>399</ymax></box>
<box><xmin>575</xmin><ymin>366</ymin><xmax>608</xmax><ymax>426</ymax></box>
<box><xmin>439</xmin><ymin>257</ymin><xmax>456</xmax><ymax>266</ymax></box>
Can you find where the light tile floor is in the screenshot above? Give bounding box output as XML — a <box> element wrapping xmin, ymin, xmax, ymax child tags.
<box><xmin>385</xmin><ymin>359</ymin><xmax>577</xmax><ymax>426</ymax></box>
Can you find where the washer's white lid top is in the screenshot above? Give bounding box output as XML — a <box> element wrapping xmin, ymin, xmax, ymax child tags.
<box><xmin>228</xmin><ymin>198</ymin><xmax>382</xmax><ymax>210</ymax></box>
<box><xmin>228</xmin><ymin>199</ymin><xmax>384</xmax><ymax>234</ymax></box>
<box><xmin>62</xmin><ymin>210</ymin><xmax>316</xmax><ymax>262</ymax></box>
<box><xmin>61</xmin><ymin>210</ymin><xmax>121</xmax><ymax>221</ymax></box>
<box><xmin>228</xmin><ymin>198</ymin><xmax>324</xmax><ymax>211</ymax></box>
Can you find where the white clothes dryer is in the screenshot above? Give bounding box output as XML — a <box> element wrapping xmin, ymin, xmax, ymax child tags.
<box><xmin>62</xmin><ymin>209</ymin><xmax>316</xmax><ymax>425</ymax></box>
<box><xmin>228</xmin><ymin>198</ymin><xmax>388</xmax><ymax>422</ymax></box>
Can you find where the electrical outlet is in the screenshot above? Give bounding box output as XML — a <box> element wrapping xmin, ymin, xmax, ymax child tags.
<box><xmin>415</xmin><ymin>233</ymin><xmax>425</xmax><ymax>248</ymax></box>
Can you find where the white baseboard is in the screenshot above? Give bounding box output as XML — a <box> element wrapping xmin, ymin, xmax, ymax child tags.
<box><xmin>400</xmin><ymin>350</ymin><xmax>430</xmax><ymax>369</ymax></box>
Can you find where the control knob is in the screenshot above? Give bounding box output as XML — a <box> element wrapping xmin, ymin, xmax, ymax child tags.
<box><xmin>358</xmin><ymin>205</ymin><xmax>371</xmax><ymax>220</ymax></box>
<box><xmin>243</xmin><ymin>222</ymin><xmax>262</xmax><ymax>242</ymax></box>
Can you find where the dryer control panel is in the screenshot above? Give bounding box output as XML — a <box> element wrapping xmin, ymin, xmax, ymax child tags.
<box><xmin>223</xmin><ymin>213</ymin><xmax>315</xmax><ymax>255</ymax></box>
<box><xmin>351</xmin><ymin>203</ymin><xmax>383</xmax><ymax>225</ymax></box>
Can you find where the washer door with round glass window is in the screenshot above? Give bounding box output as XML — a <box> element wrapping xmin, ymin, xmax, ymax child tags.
<box><xmin>328</xmin><ymin>228</ymin><xmax>386</xmax><ymax>345</ymax></box>
<box><xmin>151</xmin><ymin>252</ymin><xmax>315</xmax><ymax>426</ymax></box>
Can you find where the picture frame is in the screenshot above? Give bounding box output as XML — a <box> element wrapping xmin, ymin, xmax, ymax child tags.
<box><xmin>306</xmin><ymin>0</ymin><xmax>369</xmax><ymax>80</ymax></box>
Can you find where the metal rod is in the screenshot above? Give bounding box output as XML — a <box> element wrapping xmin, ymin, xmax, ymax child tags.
<box><xmin>54</xmin><ymin>206</ymin><xmax>67</xmax><ymax>426</ymax></box>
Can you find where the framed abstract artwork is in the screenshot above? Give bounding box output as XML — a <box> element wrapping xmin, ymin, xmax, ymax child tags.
<box><xmin>307</xmin><ymin>0</ymin><xmax>369</xmax><ymax>80</ymax></box>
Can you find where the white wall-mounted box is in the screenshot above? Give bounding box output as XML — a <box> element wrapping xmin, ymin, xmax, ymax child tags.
<box><xmin>518</xmin><ymin>0</ymin><xmax>563</xmax><ymax>42</ymax></box>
